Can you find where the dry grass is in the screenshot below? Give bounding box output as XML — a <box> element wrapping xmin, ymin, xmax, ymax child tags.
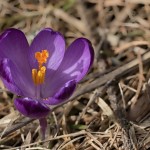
<box><xmin>0</xmin><ymin>0</ymin><xmax>150</xmax><ymax>149</ymax></box>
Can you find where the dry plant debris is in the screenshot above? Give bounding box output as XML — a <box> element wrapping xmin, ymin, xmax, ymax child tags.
<box><xmin>0</xmin><ymin>0</ymin><xmax>150</xmax><ymax>149</ymax></box>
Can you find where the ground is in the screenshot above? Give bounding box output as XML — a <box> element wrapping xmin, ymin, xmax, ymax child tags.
<box><xmin>0</xmin><ymin>0</ymin><xmax>150</xmax><ymax>150</ymax></box>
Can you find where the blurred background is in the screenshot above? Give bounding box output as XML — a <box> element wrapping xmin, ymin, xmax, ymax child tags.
<box><xmin>0</xmin><ymin>0</ymin><xmax>150</xmax><ymax>149</ymax></box>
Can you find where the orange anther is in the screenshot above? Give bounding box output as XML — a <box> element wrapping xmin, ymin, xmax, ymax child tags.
<box><xmin>35</xmin><ymin>50</ymin><xmax>49</xmax><ymax>67</ymax></box>
<box><xmin>32</xmin><ymin>50</ymin><xmax>49</xmax><ymax>85</ymax></box>
<box><xmin>42</xmin><ymin>50</ymin><xmax>49</xmax><ymax>58</ymax></box>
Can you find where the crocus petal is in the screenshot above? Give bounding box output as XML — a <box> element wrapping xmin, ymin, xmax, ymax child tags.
<box><xmin>0</xmin><ymin>28</ymin><xmax>35</xmax><ymax>97</ymax></box>
<box><xmin>58</xmin><ymin>38</ymin><xmax>94</xmax><ymax>82</ymax></box>
<box><xmin>29</xmin><ymin>28</ymin><xmax>65</xmax><ymax>72</ymax></box>
<box><xmin>39</xmin><ymin>118</ymin><xmax>47</xmax><ymax>140</ymax></box>
<box><xmin>9</xmin><ymin>60</ymin><xmax>36</xmax><ymax>97</ymax></box>
<box><xmin>14</xmin><ymin>98</ymin><xmax>50</xmax><ymax>119</ymax></box>
<box><xmin>0</xmin><ymin>28</ymin><xmax>31</xmax><ymax>79</ymax></box>
<box><xmin>0</xmin><ymin>59</ymin><xmax>23</xmax><ymax>95</ymax></box>
<box><xmin>44</xmin><ymin>80</ymin><xmax>76</xmax><ymax>105</ymax></box>
<box><xmin>43</xmin><ymin>38</ymin><xmax>94</xmax><ymax>98</ymax></box>
<box><xmin>0</xmin><ymin>58</ymin><xmax>35</xmax><ymax>97</ymax></box>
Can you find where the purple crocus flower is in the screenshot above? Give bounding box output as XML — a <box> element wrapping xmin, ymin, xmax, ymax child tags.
<box><xmin>0</xmin><ymin>28</ymin><xmax>94</xmax><ymax>139</ymax></box>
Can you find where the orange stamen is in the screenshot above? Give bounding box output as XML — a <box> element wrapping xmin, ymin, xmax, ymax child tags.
<box><xmin>32</xmin><ymin>50</ymin><xmax>49</xmax><ymax>85</ymax></box>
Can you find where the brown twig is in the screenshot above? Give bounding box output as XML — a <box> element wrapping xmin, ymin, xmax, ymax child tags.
<box><xmin>107</xmin><ymin>85</ymin><xmax>136</xmax><ymax>150</ymax></box>
<box><xmin>115</xmin><ymin>41</ymin><xmax>150</xmax><ymax>54</ymax></box>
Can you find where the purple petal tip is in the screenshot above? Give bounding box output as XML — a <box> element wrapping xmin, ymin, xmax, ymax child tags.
<box><xmin>14</xmin><ymin>97</ymin><xmax>50</xmax><ymax>119</ymax></box>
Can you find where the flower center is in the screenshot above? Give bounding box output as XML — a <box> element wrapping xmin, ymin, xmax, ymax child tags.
<box><xmin>32</xmin><ymin>50</ymin><xmax>49</xmax><ymax>85</ymax></box>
